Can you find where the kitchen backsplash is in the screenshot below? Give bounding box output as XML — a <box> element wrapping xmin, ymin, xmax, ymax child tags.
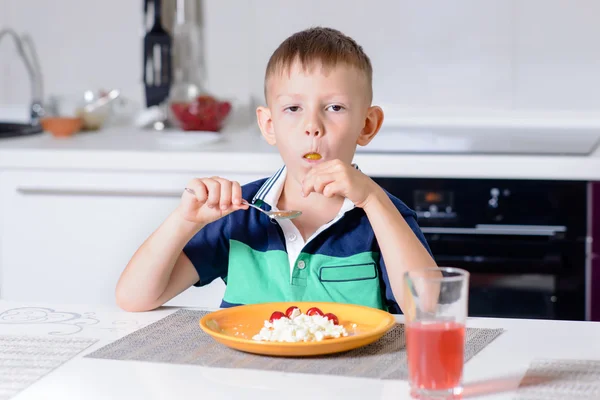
<box><xmin>1</xmin><ymin>0</ymin><xmax>599</xmax><ymax>113</ymax></box>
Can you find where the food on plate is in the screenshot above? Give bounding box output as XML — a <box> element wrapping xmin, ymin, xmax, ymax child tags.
<box><xmin>253</xmin><ymin>306</ymin><xmax>348</xmax><ymax>343</ymax></box>
<box><xmin>285</xmin><ymin>305</ymin><xmax>299</xmax><ymax>317</ymax></box>
<box><xmin>306</xmin><ymin>307</ymin><xmax>324</xmax><ymax>316</ymax></box>
<box><xmin>268</xmin><ymin>311</ymin><xmax>286</xmax><ymax>322</ymax></box>
<box><xmin>324</xmin><ymin>313</ymin><xmax>339</xmax><ymax>325</ymax></box>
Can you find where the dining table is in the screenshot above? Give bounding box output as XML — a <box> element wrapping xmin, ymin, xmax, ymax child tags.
<box><xmin>0</xmin><ymin>299</ymin><xmax>599</xmax><ymax>400</ymax></box>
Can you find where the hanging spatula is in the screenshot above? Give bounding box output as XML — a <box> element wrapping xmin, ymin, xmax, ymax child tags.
<box><xmin>143</xmin><ymin>0</ymin><xmax>172</xmax><ymax>108</ymax></box>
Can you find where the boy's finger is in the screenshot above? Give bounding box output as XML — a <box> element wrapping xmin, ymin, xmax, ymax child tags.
<box><xmin>322</xmin><ymin>181</ymin><xmax>344</xmax><ymax>198</ymax></box>
<box><xmin>185</xmin><ymin>179</ymin><xmax>208</xmax><ymax>203</ymax></box>
<box><xmin>231</xmin><ymin>181</ymin><xmax>243</xmax><ymax>205</ymax></box>
<box><xmin>220</xmin><ymin>201</ymin><xmax>249</xmax><ymax>215</ymax></box>
<box><xmin>302</xmin><ymin>168</ymin><xmax>315</xmax><ymax>184</ymax></box>
<box><xmin>312</xmin><ymin>173</ymin><xmax>336</xmax><ymax>194</ymax></box>
<box><xmin>231</xmin><ymin>202</ymin><xmax>249</xmax><ymax>211</ymax></box>
<box><xmin>303</xmin><ymin>160</ymin><xmax>342</xmax><ymax>185</ymax></box>
<box><xmin>181</xmin><ymin>181</ymin><xmax>207</xmax><ymax>217</ymax></box>
<box><xmin>213</xmin><ymin>177</ymin><xmax>232</xmax><ymax>210</ymax></box>
<box><xmin>203</xmin><ymin>178</ymin><xmax>221</xmax><ymax>209</ymax></box>
<box><xmin>301</xmin><ymin>174</ymin><xmax>317</xmax><ymax>197</ymax></box>
<box><xmin>316</xmin><ymin>159</ymin><xmax>343</xmax><ymax>173</ymax></box>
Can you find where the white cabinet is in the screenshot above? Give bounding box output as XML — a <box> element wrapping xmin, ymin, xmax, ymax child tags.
<box><xmin>0</xmin><ymin>170</ymin><xmax>263</xmax><ymax>307</ymax></box>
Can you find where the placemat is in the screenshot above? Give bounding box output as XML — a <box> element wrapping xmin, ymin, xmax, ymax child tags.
<box><xmin>514</xmin><ymin>359</ymin><xmax>600</xmax><ymax>400</ymax></box>
<box><xmin>0</xmin><ymin>335</ymin><xmax>98</xmax><ymax>400</ymax></box>
<box><xmin>86</xmin><ymin>309</ymin><xmax>503</xmax><ymax>380</ymax></box>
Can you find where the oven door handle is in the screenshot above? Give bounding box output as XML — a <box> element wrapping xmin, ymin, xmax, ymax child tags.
<box><xmin>421</xmin><ymin>224</ymin><xmax>567</xmax><ymax>236</ymax></box>
<box><xmin>432</xmin><ymin>255</ymin><xmax>564</xmax><ymax>273</ymax></box>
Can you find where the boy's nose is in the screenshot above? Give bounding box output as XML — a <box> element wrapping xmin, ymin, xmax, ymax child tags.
<box><xmin>304</xmin><ymin>113</ymin><xmax>324</xmax><ymax>136</ymax></box>
<box><xmin>304</xmin><ymin>122</ymin><xmax>323</xmax><ymax>137</ymax></box>
<box><xmin>305</xmin><ymin>128</ymin><xmax>321</xmax><ymax>137</ymax></box>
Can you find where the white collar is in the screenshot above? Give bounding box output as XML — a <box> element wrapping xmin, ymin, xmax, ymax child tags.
<box><xmin>252</xmin><ymin>165</ymin><xmax>356</xmax><ymax>216</ymax></box>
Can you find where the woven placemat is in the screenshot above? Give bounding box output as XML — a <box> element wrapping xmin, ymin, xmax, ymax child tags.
<box><xmin>0</xmin><ymin>335</ymin><xmax>98</xmax><ymax>400</ymax></box>
<box><xmin>86</xmin><ymin>309</ymin><xmax>503</xmax><ymax>380</ymax></box>
<box><xmin>514</xmin><ymin>359</ymin><xmax>600</xmax><ymax>400</ymax></box>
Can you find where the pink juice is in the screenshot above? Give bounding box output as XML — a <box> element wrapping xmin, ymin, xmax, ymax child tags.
<box><xmin>406</xmin><ymin>321</ymin><xmax>465</xmax><ymax>390</ymax></box>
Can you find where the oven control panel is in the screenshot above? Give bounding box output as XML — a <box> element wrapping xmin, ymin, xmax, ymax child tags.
<box><xmin>371</xmin><ymin>177</ymin><xmax>587</xmax><ymax>237</ymax></box>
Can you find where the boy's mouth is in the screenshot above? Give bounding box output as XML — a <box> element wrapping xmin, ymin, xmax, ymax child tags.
<box><xmin>303</xmin><ymin>152</ymin><xmax>322</xmax><ymax>160</ymax></box>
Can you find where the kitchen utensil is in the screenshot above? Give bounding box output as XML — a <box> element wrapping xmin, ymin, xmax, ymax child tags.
<box><xmin>143</xmin><ymin>0</ymin><xmax>172</xmax><ymax>107</ymax></box>
<box><xmin>183</xmin><ymin>188</ymin><xmax>302</xmax><ymax>220</ymax></box>
<box><xmin>241</xmin><ymin>199</ymin><xmax>302</xmax><ymax>220</ymax></box>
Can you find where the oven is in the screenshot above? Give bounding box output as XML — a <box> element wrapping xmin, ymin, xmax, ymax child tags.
<box><xmin>372</xmin><ymin>177</ymin><xmax>590</xmax><ymax>321</ymax></box>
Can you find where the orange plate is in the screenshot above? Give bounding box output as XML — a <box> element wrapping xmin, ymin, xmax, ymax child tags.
<box><xmin>199</xmin><ymin>301</ymin><xmax>396</xmax><ymax>357</ymax></box>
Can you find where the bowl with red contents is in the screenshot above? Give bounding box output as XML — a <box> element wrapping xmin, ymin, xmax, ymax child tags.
<box><xmin>169</xmin><ymin>94</ymin><xmax>232</xmax><ymax>132</ymax></box>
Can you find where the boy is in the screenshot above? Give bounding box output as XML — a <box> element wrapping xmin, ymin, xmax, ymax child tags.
<box><xmin>116</xmin><ymin>27</ymin><xmax>437</xmax><ymax>314</ymax></box>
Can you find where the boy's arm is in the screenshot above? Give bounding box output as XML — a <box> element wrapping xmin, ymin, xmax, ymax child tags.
<box><xmin>300</xmin><ymin>159</ymin><xmax>438</xmax><ymax>313</ymax></box>
<box><xmin>116</xmin><ymin>177</ymin><xmax>248</xmax><ymax>312</ymax></box>
<box><xmin>362</xmin><ymin>189</ymin><xmax>437</xmax><ymax>311</ymax></box>
<box><xmin>115</xmin><ymin>208</ymin><xmax>203</xmax><ymax>312</ymax></box>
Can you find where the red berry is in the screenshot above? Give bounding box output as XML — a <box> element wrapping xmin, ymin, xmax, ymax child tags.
<box><xmin>269</xmin><ymin>311</ymin><xmax>286</xmax><ymax>322</ymax></box>
<box><xmin>217</xmin><ymin>101</ymin><xmax>232</xmax><ymax>118</ymax></box>
<box><xmin>306</xmin><ymin>307</ymin><xmax>324</xmax><ymax>317</ymax></box>
<box><xmin>324</xmin><ymin>313</ymin><xmax>339</xmax><ymax>325</ymax></box>
<box><xmin>196</xmin><ymin>95</ymin><xmax>216</xmax><ymax>107</ymax></box>
<box><xmin>285</xmin><ymin>306</ymin><xmax>300</xmax><ymax>317</ymax></box>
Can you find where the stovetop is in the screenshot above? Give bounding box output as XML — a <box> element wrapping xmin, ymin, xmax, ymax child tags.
<box><xmin>357</xmin><ymin>125</ymin><xmax>600</xmax><ymax>156</ymax></box>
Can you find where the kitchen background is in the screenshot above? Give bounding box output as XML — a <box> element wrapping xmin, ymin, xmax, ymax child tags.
<box><xmin>1</xmin><ymin>0</ymin><xmax>599</xmax><ymax>323</ymax></box>
<box><xmin>1</xmin><ymin>0</ymin><xmax>600</xmax><ymax>115</ymax></box>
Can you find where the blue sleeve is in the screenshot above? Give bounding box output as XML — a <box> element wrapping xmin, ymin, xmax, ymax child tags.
<box><xmin>182</xmin><ymin>215</ymin><xmax>231</xmax><ymax>287</ymax></box>
<box><xmin>378</xmin><ymin>195</ymin><xmax>433</xmax><ymax>314</ymax></box>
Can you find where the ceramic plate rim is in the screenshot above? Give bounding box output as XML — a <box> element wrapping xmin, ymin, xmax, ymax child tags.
<box><xmin>199</xmin><ymin>301</ymin><xmax>396</xmax><ymax>348</ymax></box>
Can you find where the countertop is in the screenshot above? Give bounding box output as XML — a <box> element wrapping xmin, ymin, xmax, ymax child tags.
<box><xmin>2</xmin><ymin>107</ymin><xmax>600</xmax><ymax>180</ymax></box>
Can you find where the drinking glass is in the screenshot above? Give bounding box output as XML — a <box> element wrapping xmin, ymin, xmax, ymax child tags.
<box><xmin>404</xmin><ymin>267</ymin><xmax>470</xmax><ymax>399</ymax></box>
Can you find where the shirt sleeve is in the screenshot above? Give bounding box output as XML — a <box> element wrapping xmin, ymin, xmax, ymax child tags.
<box><xmin>182</xmin><ymin>215</ymin><xmax>231</xmax><ymax>287</ymax></box>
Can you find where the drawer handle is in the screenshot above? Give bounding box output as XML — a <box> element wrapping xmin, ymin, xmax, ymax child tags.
<box><xmin>421</xmin><ymin>224</ymin><xmax>567</xmax><ymax>236</ymax></box>
<box><xmin>16</xmin><ymin>187</ymin><xmax>182</xmax><ymax>198</ymax></box>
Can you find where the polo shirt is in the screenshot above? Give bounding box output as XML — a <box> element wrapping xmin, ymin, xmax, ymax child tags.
<box><xmin>182</xmin><ymin>165</ymin><xmax>432</xmax><ymax>313</ymax></box>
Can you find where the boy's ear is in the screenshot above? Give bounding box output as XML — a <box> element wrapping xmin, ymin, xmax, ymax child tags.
<box><xmin>257</xmin><ymin>106</ymin><xmax>276</xmax><ymax>145</ymax></box>
<box><xmin>357</xmin><ymin>106</ymin><xmax>384</xmax><ymax>146</ymax></box>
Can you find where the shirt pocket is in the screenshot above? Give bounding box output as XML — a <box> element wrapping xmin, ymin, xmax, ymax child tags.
<box><xmin>316</xmin><ymin>262</ymin><xmax>382</xmax><ymax>309</ymax></box>
<box><xmin>319</xmin><ymin>262</ymin><xmax>378</xmax><ymax>282</ymax></box>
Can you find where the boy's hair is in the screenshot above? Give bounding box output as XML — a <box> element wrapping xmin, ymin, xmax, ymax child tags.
<box><xmin>264</xmin><ymin>27</ymin><xmax>373</xmax><ymax>103</ymax></box>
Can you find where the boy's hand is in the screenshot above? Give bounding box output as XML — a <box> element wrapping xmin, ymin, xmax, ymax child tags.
<box><xmin>179</xmin><ymin>177</ymin><xmax>248</xmax><ymax>225</ymax></box>
<box><xmin>301</xmin><ymin>160</ymin><xmax>382</xmax><ymax>208</ymax></box>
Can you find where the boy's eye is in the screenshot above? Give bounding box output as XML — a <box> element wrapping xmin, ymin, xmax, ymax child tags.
<box><xmin>285</xmin><ymin>106</ymin><xmax>300</xmax><ymax>112</ymax></box>
<box><xmin>327</xmin><ymin>105</ymin><xmax>344</xmax><ymax>112</ymax></box>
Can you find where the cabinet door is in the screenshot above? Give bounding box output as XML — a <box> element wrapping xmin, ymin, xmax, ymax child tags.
<box><xmin>0</xmin><ymin>170</ymin><xmax>263</xmax><ymax>307</ymax></box>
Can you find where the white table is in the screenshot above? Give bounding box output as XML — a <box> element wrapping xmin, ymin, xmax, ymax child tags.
<box><xmin>1</xmin><ymin>300</ymin><xmax>599</xmax><ymax>400</ymax></box>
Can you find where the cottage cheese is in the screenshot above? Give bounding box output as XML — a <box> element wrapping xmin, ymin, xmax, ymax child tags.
<box><xmin>252</xmin><ymin>308</ymin><xmax>348</xmax><ymax>343</ymax></box>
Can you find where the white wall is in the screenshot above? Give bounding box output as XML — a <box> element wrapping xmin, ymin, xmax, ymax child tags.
<box><xmin>1</xmin><ymin>0</ymin><xmax>599</xmax><ymax>114</ymax></box>
<box><xmin>512</xmin><ymin>1</ymin><xmax>600</xmax><ymax>110</ymax></box>
<box><xmin>0</xmin><ymin>0</ymin><xmax>143</xmax><ymax>108</ymax></box>
<box><xmin>204</xmin><ymin>0</ymin><xmax>600</xmax><ymax>112</ymax></box>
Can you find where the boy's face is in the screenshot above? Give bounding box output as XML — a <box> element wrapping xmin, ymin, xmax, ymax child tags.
<box><xmin>257</xmin><ymin>60</ymin><xmax>383</xmax><ymax>185</ymax></box>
